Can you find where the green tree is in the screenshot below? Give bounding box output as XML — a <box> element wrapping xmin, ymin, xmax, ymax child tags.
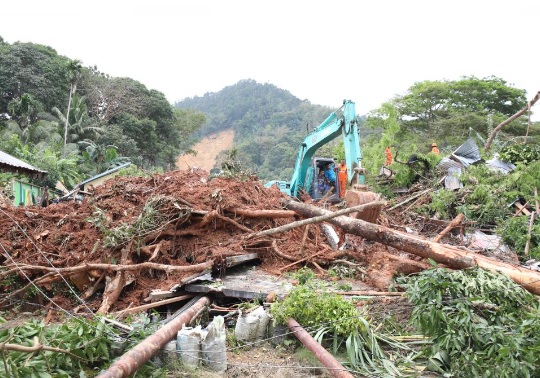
<box><xmin>79</xmin><ymin>139</ymin><xmax>130</xmax><ymax>174</ymax></box>
<box><xmin>395</xmin><ymin>76</ymin><xmax>527</xmax><ymax>147</ymax></box>
<box><xmin>0</xmin><ymin>41</ymin><xmax>71</xmax><ymax>114</ymax></box>
<box><xmin>50</xmin><ymin>94</ymin><xmax>102</xmax><ymax>144</ymax></box>
<box><xmin>6</xmin><ymin>93</ymin><xmax>43</xmax><ymax>131</ymax></box>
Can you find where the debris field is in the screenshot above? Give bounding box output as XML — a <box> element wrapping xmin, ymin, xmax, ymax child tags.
<box><xmin>0</xmin><ymin>168</ymin><xmax>520</xmax><ymax>317</ymax></box>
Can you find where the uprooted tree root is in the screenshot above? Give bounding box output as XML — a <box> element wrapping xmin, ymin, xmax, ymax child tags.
<box><xmin>0</xmin><ymin>170</ymin><xmax>400</xmax><ymax>314</ymax></box>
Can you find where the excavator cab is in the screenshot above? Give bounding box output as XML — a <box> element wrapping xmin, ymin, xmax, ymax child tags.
<box><xmin>265</xmin><ymin>100</ymin><xmax>382</xmax><ymax>223</ymax></box>
<box><xmin>307</xmin><ymin>157</ymin><xmax>341</xmax><ymax>203</ymax></box>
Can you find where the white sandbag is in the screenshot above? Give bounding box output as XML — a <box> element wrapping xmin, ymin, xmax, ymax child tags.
<box><xmin>177</xmin><ymin>326</ymin><xmax>204</xmax><ymax>368</ymax></box>
<box><xmin>201</xmin><ymin>316</ymin><xmax>227</xmax><ymax>372</ymax></box>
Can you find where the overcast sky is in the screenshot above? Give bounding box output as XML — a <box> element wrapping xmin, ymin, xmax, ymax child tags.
<box><xmin>2</xmin><ymin>0</ymin><xmax>539</xmax><ymax>118</ymax></box>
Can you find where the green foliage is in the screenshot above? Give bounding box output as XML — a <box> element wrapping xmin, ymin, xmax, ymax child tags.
<box><xmin>418</xmin><ymin>162</ymin><xmax>540</xmax><ymax>230</ymax></box>
<box><xmin>396</xmin><ymin>77</ymin><xmax>526</xmax><ymax>138</ymax></box>
<box><xmin>271</xmin><ymin>280</ymin><xmax>403</xmax><ymax>375</ymax></box>
<box><xmin>218</xmin><ymin>149</ymin><xmax>257</xmax><ymax>180</ymax></box>
<box><xmin>0</xmin><ymin>313</ymin><xmax>168</xmax><ymax>377</ymax></box>
<box><xmin>499</xmin><ymin>143</ymin><xmax>540</xmax><ymax>164</ymax></box>
<box><xmin>362</xmin><ymin>102</ymin><xmax>401</xmax><ymax>177</ymax></box>
<box><xmin>426</xmin><ymin>189</ymin><xmax>457</xmax><ymax>219</ymax></box>
<box><xmin>0</xmin><ymin>41</ymin><xmax>72</xmax><ymax>114</ymax></box>
<box><xmin>87</xmin><ymin>196</ymin><xmax>189</xmax><ymax>249</ymax></box>
<box><xmin>403</xmin><ymin>267</ymin><xmax>540</xmax><ymax>377</ymax></box>
<box><xmin>0</xmin><ymin>317</ymin><xmax>112</xmax><ymax>377</ymax></box>
<box><xmin>499</xmin><ymin>216</ymin><xmax>540</xmax><ymax>259</ymax></box>
<box><xmin>0</xmin><ymin>38</ymin><xmax>204</xmax><ymax>176</ymax></box>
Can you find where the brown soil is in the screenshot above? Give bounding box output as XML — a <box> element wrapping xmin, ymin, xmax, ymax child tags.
<box><xmin>176</xmin><ymin>129</ymin><xmax>235</xmax><ymax>171</ymax></box>
<box><xmin>2</xmin><ymin>169</ymin><xmax>513</xmax><ymax>376</ymax></box>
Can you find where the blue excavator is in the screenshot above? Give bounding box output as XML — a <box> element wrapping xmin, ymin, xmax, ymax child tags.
<box><xmin>265</xmin><ymin>100</ymin><xmax>381</xmax><ymax>222</ymax></box>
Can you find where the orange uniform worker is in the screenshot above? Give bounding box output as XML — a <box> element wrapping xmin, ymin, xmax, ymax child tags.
<box><xmin>337</xmin><ymin>160</ymin><xmax>348</xmax><ymax>198</ymax></box>
<box><xmin>384</xmin><ymin>146</ymin><xmax>393</xmax><ymax>166</ymax></box>
<box><xmin>431</xmin><ymin>143</ymin><xmax>440</xmax><ymax>155</ymax></box>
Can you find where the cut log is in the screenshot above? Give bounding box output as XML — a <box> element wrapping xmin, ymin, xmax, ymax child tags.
<box><xmin>284</xmin><ymin>200</ymin><xmax>540</xmax><ymax>295</ymax></box>
<box><xmin>97</xmin><ymin>296</ymin><xmax>210</xmax><ymax>378</ymax></box>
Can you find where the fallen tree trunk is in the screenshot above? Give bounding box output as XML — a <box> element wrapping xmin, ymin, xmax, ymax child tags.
<box><xmin>245</xmin><ymin>201</ymin><xmax>386</xmax><ymax>240</ymax></box>
<box><xmin>284</xmin><ymin>200</ymin><xmax>540</xmax><ymax>295</ymax></box>
<box><xmin>2</xmin><ymin>260</ymin><xmax>213</xmax><ymax>276</ymax></box>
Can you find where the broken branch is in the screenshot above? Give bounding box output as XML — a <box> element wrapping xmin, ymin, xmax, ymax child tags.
<box><xmin>5</xmin><ymin>260</ymin><xmax>213</xmax><ymax>276</ymax></box>
<box><xmin>278</xmin><ymin>247</ymin><xmax>331</xmax><ymax>272</ymax></box>
<box><xmin>225</xmin><ymin>208</ymin><xmax>296</xmax><ymax>218</ymax></box>
<box><xmin>245</xmin><ymin>201</ymin><xmax>386</xmax><ymax>240</ymax></box>
<box><xmin>433</xmin><ymin>213</ymin><xmax>465</xmax><ymax>243</ymax></box>
<box><xmin>484</xmin><ymin>91</ymin><xmax>540</xmax><ymax>151</ymax></box>
<box><xmin>114</xmin><ymin>294</ymin><xmax>195</xmax><ymax>317</ymax></box>
<box><xmin>0</xmin><ymin>336</ymin><xmax>84</xmax><ymax>360</ymax></box>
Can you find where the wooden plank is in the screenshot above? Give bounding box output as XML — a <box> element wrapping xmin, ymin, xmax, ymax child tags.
<box><xmin>114</xmin><ymin>294</ymin><xmax>195</xmax><ymax>317</ymax></box>
<box><xmin>225</xmin><ymin>253</ymin><xmax>259</xmax><ymax>268</ymax></box>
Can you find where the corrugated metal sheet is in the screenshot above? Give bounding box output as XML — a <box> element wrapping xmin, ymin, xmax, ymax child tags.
<box><xmin>436</xmin><ymin>138</ymin><xmax>482</xmax><ymax>171</ymax></box>
<box><xmin>0</xmin><ymin>150</ymin><xmax>47</xmax><ymax>173</ymax></box>
<box><xmin>486</xmin><ymin>157</ymin><xmax>516</xmax><ymax>174</ymax></box>
<box><xmin>453</xmin><ymin>138</ymin><xmax>481</xmax><ymax>161</ymax></box>
<box><xmin>78</xmin><ymin>162</ymin><xmax>132</xmax><ymax>186</ymax></box>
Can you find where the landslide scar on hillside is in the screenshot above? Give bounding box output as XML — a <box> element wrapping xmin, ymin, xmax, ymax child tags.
<box><xmin>176</xmin><ymin>129</ymin><xmax>235</xmax><ymax>171</ymax></box>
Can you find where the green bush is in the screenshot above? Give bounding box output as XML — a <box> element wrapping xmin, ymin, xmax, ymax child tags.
<box><xmin>499</xmin><ymin>216</ymin><xmax>540</xmax><ymax>259</ymax></box>
<box><xmin>499</xmin><ymin>144</ymin><xmax>540</xmax><ymax>164</ymax></box>
<box><xmin>403</xmin><ymin>267</ymin><xmax>540</xmax><ymax>377</ymax></box>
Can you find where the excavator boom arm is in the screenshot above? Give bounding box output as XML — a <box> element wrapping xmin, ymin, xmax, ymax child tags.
<box><xmin>288</xmin><ymin>100</ymin><xmax>363</xmax><ymax>196</ymax></box>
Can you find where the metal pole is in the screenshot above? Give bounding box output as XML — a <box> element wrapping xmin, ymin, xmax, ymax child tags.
<box><xmin>287</xmin><ymin>317</ymin><xmax>355</xmax><ymax>378</ymax></box>
<box><xmin>97</xmin><ymin>296</ymin><xmax>210</xmax><ymax>378</ymax></box>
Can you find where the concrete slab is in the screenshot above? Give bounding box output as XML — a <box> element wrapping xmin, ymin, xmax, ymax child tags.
<box><xmin>185</xmin><ymin>267</ymin><xmax>294</xmax><ymax>300</ymax></box>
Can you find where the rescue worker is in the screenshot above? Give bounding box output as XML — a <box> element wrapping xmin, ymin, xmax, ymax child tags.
<box><xmin>316</xmin><ymin>170</ymin><xmax>329</xmax><ymax>195</ymax></box>
<box><xmin>385</xmin><ymin>146</ymin><xmax>393</xmax><ymax>166</ymax></box>
<box><xmin>337</xmin><ymin>160</ymin><xmax>347</xmax><ymax>198</ymax></box>
<box><xmin>324</xmin><ymin>162</ymin><xmax>336</xmax><ymax>194</ymax></box>
<box><xmin>431</xmin><ymin>143</ymin><xmax>440</xmax><ymax>155</ymax></box>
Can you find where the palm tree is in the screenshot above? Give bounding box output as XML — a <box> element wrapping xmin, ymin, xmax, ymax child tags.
<box><xmin>63</xmin><ymin>59</ymin><xmax>83</xmax><ymax>155</ymax></box>
<box><xmin>79</xmin><ymin>139</ymin><xmax>130</xmax><ymax>174</ymax></box>
<box><xmin>51</xmin><ymin>94</ymin><xmax>102</xmax><ymax>144</ymax></box>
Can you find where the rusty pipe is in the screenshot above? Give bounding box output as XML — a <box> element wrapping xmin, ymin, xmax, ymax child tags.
<box><xmin>287</xmin><ymin>317</ymin><xmax>354</xmax><ymax>378</ymax></box>
<box><xmin>97</xmin><ymin>296</ymin><xmax>211</xmax><ymax>378</ymax></box>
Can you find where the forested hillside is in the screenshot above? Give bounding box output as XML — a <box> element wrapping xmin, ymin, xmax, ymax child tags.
<box><xmin>176</xmin><ymin>79</ymin><xmax>345</xmax><ymax>181</ymax></box>
<box><xmin>1</xmin><ymin>35</ymin><xmax>538</xmax><ymax>192</ymax></box>
<box><xmin>0</xmin><ymin>37</ymin><xmax>205</xmax><ymax>189</ymax></box>
<box><xmin>176</xmin><ymin>77</ymin><xmax>539</xmax><ymax>184</ymax></box>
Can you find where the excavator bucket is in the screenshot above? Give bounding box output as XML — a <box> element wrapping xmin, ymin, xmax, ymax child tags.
<box><xmin>344</xmin><ymin>188</ymin><xmax>382</xmax><ymax>223</ymax></box>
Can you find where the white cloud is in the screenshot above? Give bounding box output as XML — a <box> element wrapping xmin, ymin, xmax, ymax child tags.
<box><xmin>2</xmin><ymin>0</ymin><xmax>539</xmax><ymax>119</ymax></box>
